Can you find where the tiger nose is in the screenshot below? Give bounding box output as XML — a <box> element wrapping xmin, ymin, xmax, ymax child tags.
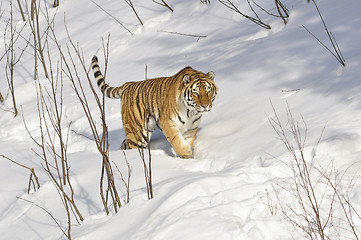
<box><xmin>201</xmin><ymin>104</ymin><xmax>209</xmax><ymax>109</ymax></box>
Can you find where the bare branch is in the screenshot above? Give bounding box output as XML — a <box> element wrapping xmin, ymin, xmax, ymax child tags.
<box><xmin>218</xmin><ymin>0</ymin><xmax>271</xmax><ymax>29</ymax></box>
<box><xmin>91</xmin><ymin>0</ymin><xmax>133</xmax><ymax>35</ymax></box>
<box><xmin>152</xmin><ymin>0</ymin><xmax>173</xmax><ymax>12</ymax></box>
<box><xmin>125</xmin><ymin>0</ymin><xmax>143</xmax><ymax>25</ymax></box>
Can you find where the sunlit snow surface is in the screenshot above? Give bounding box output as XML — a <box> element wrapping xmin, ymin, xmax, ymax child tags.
<box><xmin>1</xmin><ymin>0</ymin><xmax>361</xmax><ymax>239</ymax></box>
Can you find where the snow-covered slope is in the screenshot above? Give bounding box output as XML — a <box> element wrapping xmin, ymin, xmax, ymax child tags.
<box><xmin>1</xmin><ymin>0</ymin><xmax>361</xmax><ymax>239</ymax></box>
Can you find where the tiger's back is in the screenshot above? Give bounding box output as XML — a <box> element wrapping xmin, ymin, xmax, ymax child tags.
<box><xmin>91</xmin><ymin>56</ymin><xmax>218</xmax><ymax>158</ymax></box>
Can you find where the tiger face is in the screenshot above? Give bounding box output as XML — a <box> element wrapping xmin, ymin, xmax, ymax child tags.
<box><xmin>182</xmin><ymin>71</ymin><xmax>217</xmax><ymax>113</ymax></box>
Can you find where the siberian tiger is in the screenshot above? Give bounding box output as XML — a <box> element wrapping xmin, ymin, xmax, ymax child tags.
<box><xmin>91</xmin><ymin>56</ymin><xmax>218</xmax><ymax>158</ymax></box>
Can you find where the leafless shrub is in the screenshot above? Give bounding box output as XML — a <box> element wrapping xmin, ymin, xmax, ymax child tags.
<box><xmin>20</xmin><ymin>5</ymin><xmax>85</xmax><ymax>238</ymax></box>
<box><xmin>268</xmin><ymin>103</ymin><xmax>361</xmax><ymax>239</ymax></box>
<box><xmin>2</xmin><ymin>1</ymin><xmax>29</xmax><ymax>117</ymax></box>
<box><xmin>303</xmin><ymin>0</ymin><xmax>345</xmax><ymax>67</ymax></box>
<box><xmin>23</xmin><ymin>51</ymin><xmax>83</xmax><ymax>240</ymax></box>
<box><xmin>0</xmin><ymin>154</ymin><xmax>40</xmax><ymax>193</ymax></box>
<box><xmin>49</xmin><ymin>20</ymin><xmax>124</xmax><ymax>213</ymax></box>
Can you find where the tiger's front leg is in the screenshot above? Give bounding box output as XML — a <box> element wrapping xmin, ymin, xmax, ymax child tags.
<box><xmin>183</xmin><ymin>127</ymin><xmax>199</xmax><ymax>151</ymax></box>
<box><xmin>160</xmin><ymin>119</ymin><xmax>192</xmax><ymax>159</ymax></box>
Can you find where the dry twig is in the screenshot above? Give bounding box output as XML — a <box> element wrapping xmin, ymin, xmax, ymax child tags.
<box><xmin>125</xmin><ymin>0</ymin><xmax>143</xmax><ymax>25</ymax></box>
<box><xmin>303</xmin><ymin>0</ymin><xmax>345</xmax><ymax>66</ymax></box>
<box><xmin>152</xmin><ymin>0</ymin><xmax>173</xmax><ymax>12</ymax></box>
<box><xmin>268</xmin><ymin>102</ymin><xmax>360</xmax><ymax>239</ymax></box>
<box><xmin>91</xmin><ymin>0</ymin><xmax>133</xmax><ymax>35</ymax></box>
<box><xmin>0</xmin><ymin>154</ymin><xmax>40</xmax><ymax>193</ymax></box>
<box><xmin>218</xmin><ymin>0</ymin><xmax>271</xmax><ymax>29</ymax></box>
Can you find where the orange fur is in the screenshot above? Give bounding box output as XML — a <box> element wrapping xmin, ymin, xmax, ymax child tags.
<box><xmin>92</xmin><ymin>56</ymin><xmax>218</xmax><ymax>158</ymax></box>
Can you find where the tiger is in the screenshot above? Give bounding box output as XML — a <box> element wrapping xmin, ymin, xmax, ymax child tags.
<box><xmin>91</xmin><ymin>56</ymin><xmax>218</xmax><ymax>158</ymax></box>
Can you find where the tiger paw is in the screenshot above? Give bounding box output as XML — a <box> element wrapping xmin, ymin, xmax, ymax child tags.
<box><xmin>176</xmin><ymin>144</ymin><xmax>192</xmax><ymax>159</ymax></box>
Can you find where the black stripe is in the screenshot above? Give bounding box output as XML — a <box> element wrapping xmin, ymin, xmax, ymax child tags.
<box><xmin>106</xmin><ymin>87</ymin><xmax>112</xmax><ymax>97</ymax></box>
<box><xmin>94</xmin><ymin>71</ymin><xmax>102</xmax><ymax>78</ymax></box>
<box><xmin>192</xmin><ymin>115</ymin><xmax>201</xmax><ymax>124</ymax></box>
<box><xmin>188</xmin><ymin>127</ymin><xmax>198</xmax><ymax>132</ymax></box>
<box><xmin>101</xmin><ymin>84</ymin><xmax>107</xmax><ymax>92</ymax></box>
<box><xmin>177</xmin><ymin>113</ymin><xmax>185</xmax><ymax>124</ymax></box>
<box><xmin>92</xmin><ymin>63</ymin><xmax>99</xmax><ymax>69</ymax></box>
<box><xmin>92</xmin><ymin>56</ymin><xmax>98</xmax><ymax>63</ymax></box>
<box><xmin>136</xmin><ymin>100</ymin><xmax>144</xmax><ymax>120</ymax></box>
<box><xmin>97</xmin><ymin>78</ymin><xmax>104</xmax><ymax>86</ymax></box>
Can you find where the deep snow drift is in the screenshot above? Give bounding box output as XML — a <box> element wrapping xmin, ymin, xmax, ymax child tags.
<box><xmin>1</xmin><ymin>0</ymin><xmax>361</xmax><ymax>239</ymax></box>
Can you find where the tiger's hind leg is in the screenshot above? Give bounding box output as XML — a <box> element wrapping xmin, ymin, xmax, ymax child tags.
<box><xmin>122</xmin><ymin>124</ymin><xmax>153</xmax><ymax>150</ymax></box>
<box><xmin>121</xmin><ymin>104</ymin><xmax>155</xmax><ymax>150</ymax></box>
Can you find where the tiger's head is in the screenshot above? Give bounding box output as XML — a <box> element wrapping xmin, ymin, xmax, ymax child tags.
<box><xmin>182</xmin><ymin>70</ymin><xmax>218</xmax><ymax>113</ymax></box>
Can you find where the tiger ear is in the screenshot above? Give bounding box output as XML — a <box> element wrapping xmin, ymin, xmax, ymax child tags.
<box><xmin>183</xmin><ymin>75</ymin><xmax>191</xmax><ymax>85</ymax></box>
<box><xmin>206</xmin><ymin>71</ymin><xmax>215</xmax><ymax>80</ymax></box>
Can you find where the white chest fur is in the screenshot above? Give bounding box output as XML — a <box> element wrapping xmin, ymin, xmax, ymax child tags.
<box><xmin>175</xmin><ymin>103</ymin><xmax>202</xmax><ymax>135</ymax></box>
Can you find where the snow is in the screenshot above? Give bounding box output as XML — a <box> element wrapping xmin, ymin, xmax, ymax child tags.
<box><xmin>1</xmin><ymin>0</ymin><xmax>361</xmax><ymax>239</ymax></box>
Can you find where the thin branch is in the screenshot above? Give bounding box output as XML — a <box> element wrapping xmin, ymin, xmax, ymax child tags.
<box><xmin>152</xmin><ymin>0</ymin><xmax>173</xmax><ymax>12</ymax></box>
<box><xmin>125</xmin><ymin>0</ymin><xmax>143</xmax><ymax>25</ymax></box>
<box><xmin>91</xmin><ymin>0</ymin><xmax>133</xmax><ymax>35</ymax></box>
<box><xmin>303</xmin><ymin>0</ymin><xmax>345</xmax><ymax>66</ymax></box>
<box><xmin>17</xmin><ymin>197</ymin><xmax>69</xmax><ymax>238</ymax></box>
<box><xmin>218</xmin><ymin>0</ymin><xmax>271</xmax><ymax>29</ymax></box>
<box><xmin>0</xmin><ymin>154</ymin><xmax>40</xmax><ymax>193</ymax></box>
<box><xmin>157</xmin><ymin>30</ymin><xmax>207</xmax><ymax>42</ymax></box>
